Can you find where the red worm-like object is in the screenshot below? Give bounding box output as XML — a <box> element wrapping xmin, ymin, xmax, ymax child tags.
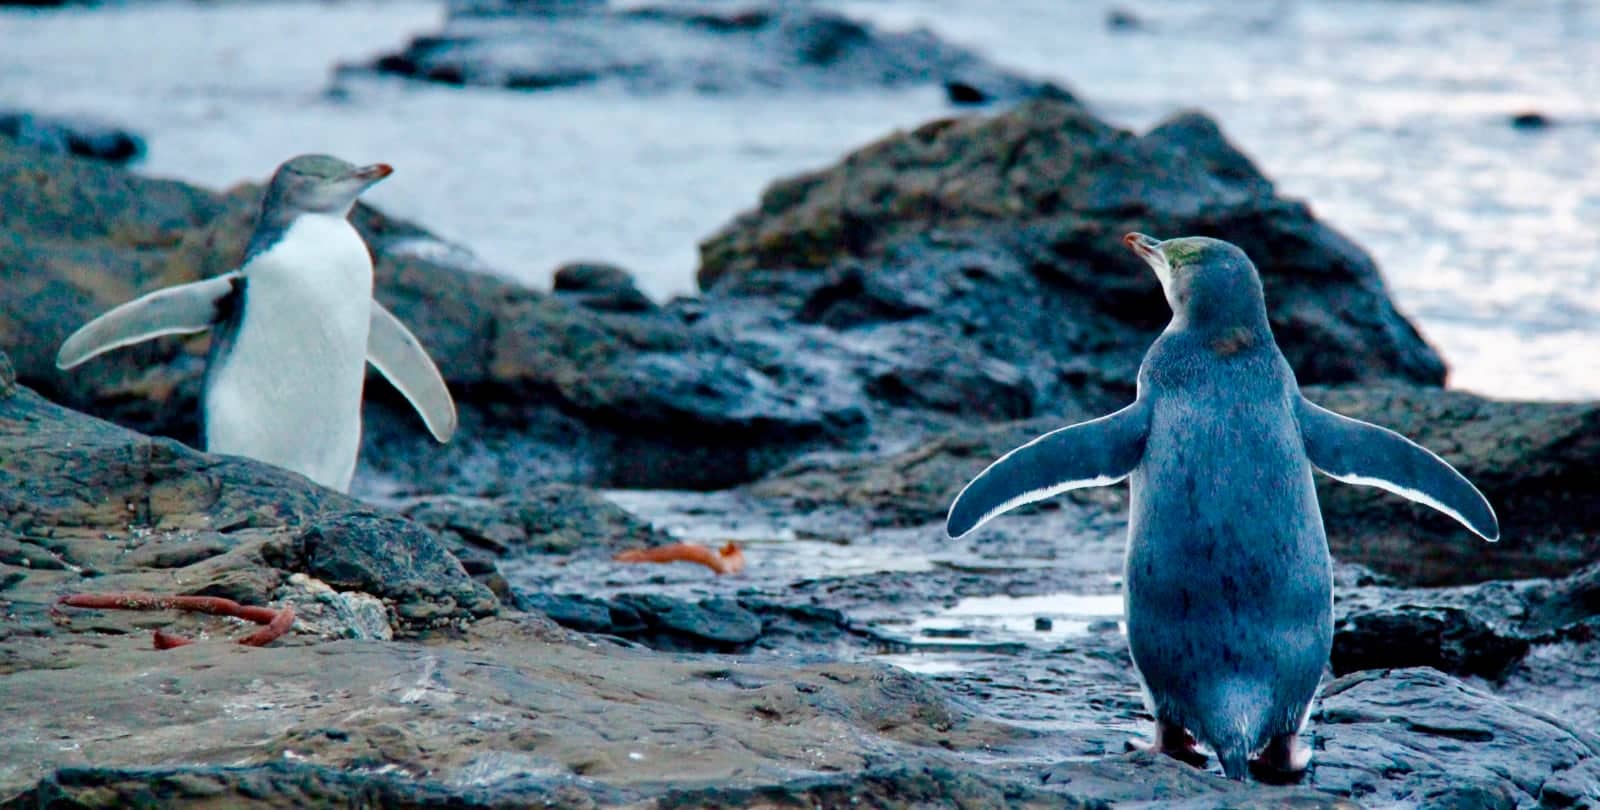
<box><xmin>613</xmin><ymin>541</ymin><xmax>746</xmax><ymax>575</ymax></box>
<box><xmin>56</xmin><ymin>592</ymin><xmax>295</xmax><ymax>649</ymax></box>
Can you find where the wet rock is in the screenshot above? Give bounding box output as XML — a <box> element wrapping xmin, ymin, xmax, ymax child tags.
<box><xmin>268</xmin><ymin>513</ymin><xmax>496</xmax><ymax>625</ymax></box>
<box><xmin>750</xmin><ymin>414</ymin><xmax>1081</xmax><ymax>526</ymax></box>
<box><xmin>1332</xmin><ymin>604</ymin><xmax>1530</xmax><ymax>680</ymax></box>
<box><xmin>517</xmin><ymin>592</ymin><xmax>856</xmax><ymax>654</ymax></box>
<box><xmin>1510</xmin><ymin>111</ymin><xmax>1554</xmax><ymax>130</ymax></box>
<box><xmin>552</xmin><ymin>262</ymin><xmax>655</xmax><ymax>313</ymax></box>
<box><xmin>1540</xmin><ymin>757</ymin><xmax>1600</xmax><ymax>807</ymax></box>
<box><xmin>657</xmin><ymin>764</ymin><xmax>1085</xmax><ymax>809</ymax></box>
<box><xmin>0</xmin><ymin>381</ymin><xmax>495</xmax><ymax>646</ymax></box>
<box><xmin>0</xmin><ymin>616</ymin><xmax>1033</xmax><ymax>803</ymax></box>
<box><xmin>1306</xmin><ymin>385</ymin><xmax>1600</xmax><ymax>585</ymax></box>
<box><xmin>355</xmin><ymin>3</ymin><xmax>1065</xmax><ymax>103</ymax></box>
<box><xmin>1312</xmin><ymin>668</ymin><xmax>1600</xmax><ymax>806</ymax></box>
<box><xmin>700</xmin><ymin>99</ymin><xmax>1447</xmax><ymax>436</ymax></box>
<box><xmin>403</xmin><ymin>485</ymin><xmax>669</xmax><ymax>558</ymax></box>
<box><xmin>0</xmin><ymin>112</ymin><xmax>144</xmax><ymax>164</ymax></box>
<box><xmin>398</xmin><ymin>485</ymin><xmax>673</xmax><ymax>600</ymax></box>
<box><xmin>1331</xmin><ymin>561</ymin><xmax>1600</xmax><ymax>692</ymax></box>
<box><xmin>1106</xmin><ymin>7</ymin><xmax>1147</xmax><ymax>31</ymax></box>
<box><xmin>274</xmin><ymin>574</ymin><xmax>393</xmax><ymax>641</ymax></box>
<box><xmin>3</xmin><ymin>761</ymin><xmax>621</xmax><ymax>810</ymax></box>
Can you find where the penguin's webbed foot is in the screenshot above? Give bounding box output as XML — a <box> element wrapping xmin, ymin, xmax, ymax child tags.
<box><xmin>1248</xmin><ymin>732</ymin><xmax>1311</xmax><ymax>784</ymax></box>
<box><xmin>1126</xmin><ymin>720</ymin><xmax>1209</xmax><ymax>768</ymax></box>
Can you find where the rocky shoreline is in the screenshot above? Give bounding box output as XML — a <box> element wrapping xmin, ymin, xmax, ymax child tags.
<box><xmin>2</xmin><ymin>95</ymin><xmax>1597</xmax><ymax>808</ymax></box>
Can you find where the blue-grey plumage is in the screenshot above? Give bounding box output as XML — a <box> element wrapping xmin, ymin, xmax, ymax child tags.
<box><xmin>945</xmin><ymin>232</ymin><xmax>1498</xmax><ymax>781</ymax></box>
<box><xmin>1125</xmin><ymin>295</ymin><xmax>1329</xmax><ymax>780</ymax></box>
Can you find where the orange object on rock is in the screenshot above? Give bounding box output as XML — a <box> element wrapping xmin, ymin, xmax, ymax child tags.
<box><xmin>55</xmin><ymin>592</ymin><xmax>296</xmax><ymax>649</ymax></box>
<box><xmin>613</xmin><ymin>541</ymin><xmax>746</xmax><ymax>575</ymax></box>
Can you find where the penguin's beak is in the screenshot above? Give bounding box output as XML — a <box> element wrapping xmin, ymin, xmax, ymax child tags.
<box><xmin>1124</xmin><ymin>232</ymin><xmax>1172</xmax><ymax>286</ymax></box>
<box><xmin>1124</xmin><ymin>232</ymin><xmax>1163</xmax><ymax>263</ymax></box>
<box><xmin>348</xmin><ymin>163</ymin><xmax>394</xmax><ymax>187</ymax></box>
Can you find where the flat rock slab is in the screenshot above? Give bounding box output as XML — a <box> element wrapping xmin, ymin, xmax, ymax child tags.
<box><xmin>0</xmin><ymin>617</ymin><xmax>1035</xmax><ymax>802</ymax></box>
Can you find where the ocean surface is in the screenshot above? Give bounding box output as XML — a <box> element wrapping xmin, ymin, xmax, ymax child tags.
<box><xmin>2</xmin><ymin>0</ymin><xmax>1596</xmax><ymax>399</ymax></box>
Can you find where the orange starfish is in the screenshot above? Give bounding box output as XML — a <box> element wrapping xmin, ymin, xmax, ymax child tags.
<box><xmin>613</xmin><ymin>541</ymin><xmax>746</xmax><ymax>575</ymax></box>
<box><xmin>55</xmin><ymin>592</ymin><xmax>295</xmax><ymax>649</ymax></box>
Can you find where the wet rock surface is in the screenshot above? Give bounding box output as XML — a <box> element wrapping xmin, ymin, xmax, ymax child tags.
<box><xmin>0</xmin><ymin>379</ymin><xmax>494</xmax><ymax>655</ymax></box>
<box><xmin>1307</xmin><ymin>384</ymin><xmax>1600</xmax><ymax>585</ymax></box>
<box><xmin>4</xmin><ymin>93</ymin><xmax>1600</xmax><ymax>806</ymax></box>
<box><xmin>353</xmin><ymin>2</ymin><xmax>1065</xmax><ymax>104</ymax></box>
<box><xmin>697</xmin><ymin>102</ymin><xmax>1448</xmax><ymax>401</ymax></box>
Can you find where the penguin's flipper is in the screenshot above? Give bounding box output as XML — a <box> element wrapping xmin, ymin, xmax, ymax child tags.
<box><xmin>367</xmin><ymin>301</ymin><xmax>458</xmax><ymax>443</ymax></box>
<box><xmin>946</xmin><ymin>399</ymin><xmax>1150</xmax><ymax>539</ymax></box>
<box><xmin>1296</xmin><ymin>397</ymin><xmax>1499</xmax><ymax>541</ymax></box>
<box><xmin>56</xmin><ymin>274</ymin><xmax>241</xmax><ymax>370</ymax></box>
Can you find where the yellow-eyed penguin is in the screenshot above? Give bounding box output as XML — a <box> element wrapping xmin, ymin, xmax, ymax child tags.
<box><xmin>946</xmin><ymin>233</ymin><xmax>1498</xmax><ymax>781</ymax></box>
<box><xmin>57</xmin><ymin>154</ymin><xmax>456</xmax><ymax>492</ymax></box>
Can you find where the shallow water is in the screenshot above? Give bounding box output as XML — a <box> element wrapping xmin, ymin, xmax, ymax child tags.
<box><xmin>1</xmin><ymin>0</ymin><xmax>1596</xmax><ymax>400</ymax></box>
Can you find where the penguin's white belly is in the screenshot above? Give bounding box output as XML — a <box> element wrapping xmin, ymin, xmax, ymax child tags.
<box><xmin>205</xmin><ymin>214</ymin><xmax>373</xmax><ymax>491</ymax></box>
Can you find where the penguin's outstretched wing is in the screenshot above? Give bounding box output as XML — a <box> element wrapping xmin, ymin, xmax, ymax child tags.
<box><xmin>367</xmin><ymin>301</ymin><xmax>457</xmax><ymax>443</ymax></box>
<box><xmin>57</xmin><ymin>274</ymin><xmax>241</xmax><ymax>370</ymax></box>
<box><xmin>1296</xmin><ymin>397</ymin><xmax>1499</xmax><ymax>541</ymax></box>
<box><xmin>947</xmin><ymin>399</ymin><xmax>1150</xmax><ymax>539</ymax></box>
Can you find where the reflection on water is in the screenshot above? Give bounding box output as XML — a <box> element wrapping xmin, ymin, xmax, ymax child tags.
<box><xmin>875</xmin><ymin>590</ymin><xmax>1125</xmax><ymax>673</ymax></box>
<box><xmin>2</xmin><ymin>0</ymin><xmax>1595</xmax><ymax>398</ymax></box>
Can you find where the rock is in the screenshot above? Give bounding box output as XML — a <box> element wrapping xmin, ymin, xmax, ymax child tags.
<box><xmin>1539</xmin><ymin>757</ymin><xmax>1600</xmax><ymax>807</ymax></box>
<box><xmin>657</xmin><ymin>764</ymin><xmax>1091</xmax><ymax>809</ymax></box>
<box><xmin>1312</xmin><ymin>668</ymin><xmax>1600</xmax><ymax>807</ymax></box>
<box><xmin>274</xmin><ymin>574</ymin><xmax>393</xmax><ymax>641</ymax></box>
<box><xmin>0</xmin><ymin>112</ymin><xmax>143</xmax><ymax>164</ymax></box>
<box><xmin>516</xmin><ymin>592</ymin><xmax>855</xmax><ymax>654</ymax></box>
<box><xmin>353</xmin><ymin>3</ymin><xmax>1066</xmax><ymax>103</ymax></box>
<box><xmin>0</xmin><ymin>380</ymin><xmax>495</xmax><ymax>651</ymax></box>
<box><xmin>1106</xmin><ymin>7</ymin><xmax>1147</xmax><ymax>31</ymax></box>
<box><xmin>1331</xmin><ymin>561</ymin><xmax>1600</xmax><ymax>697</ymax></box>
<box><xmin>3</xmin><ymin>761</ymin><xmax>622</xmax><ymax>810</ymax></box>
<box><xmin>269</xmin><ymin>513</ymin><xmax>497</xmax><ymax>625</ymax></box>
<box><xmin>699</xmin><ymin>99</ymin><xmax>1447</xmax><ymax>416</ymax></box>
<box><xmin>1510</xmin><ymin>111</ymin><xmax>1554</xmax><ymax>130</ymax></box>
<box><xmin>1306</xmin><ymin>385</ymin><xmax>1600</xmax><ymax>585</ymax></box>
<box><xmin>403</xmin><ymin>485</ymin><xmax>668</xmax><ymax>556</ymax></box>
<box><xmin>750</xmin><ymin>415</ymin><xmax>1079</xmax><ymax>527</ymax></box>
<box><xmin>1333</xmin><ymin>604</ymin><xmax>1530</xmax><ymax>680</ymax></box>
<box><xmin>397</xmin><ymin>485</ymin><xmax>674</xmax><ymax>600</ymax></box>
<box><xmin>552</xmin><ymin>262</ymin><xmax>655</xmax><ymax>313</ymax></box>
<box><xmin>0</xmin><ymin>617</ymin><xmax>1036</xmax><ymax>804</ymax></box>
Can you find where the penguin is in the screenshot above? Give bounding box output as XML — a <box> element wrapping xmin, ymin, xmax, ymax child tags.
<box><xmin>57</xmin><ymin>154</ymin><xmax>456</xmax><ymax>492</ymax></box>
<box><xmin>945</xmin><ymin>233</ymin><xmax>1498</xmax><ymax>781</ymax></box>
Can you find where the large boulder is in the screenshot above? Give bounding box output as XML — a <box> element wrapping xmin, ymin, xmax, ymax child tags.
<box><xmin>699</xmin><ymin>99</ymin><xmax>1447</xmax><ymax>423</ymax></box>
<box><xmin>354</xmin><ymin>2</ymin><xmax>1064</xmax><ymax>104</ymax></box>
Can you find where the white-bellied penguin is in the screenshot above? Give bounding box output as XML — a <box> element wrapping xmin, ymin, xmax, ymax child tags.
<box><xmin>58</xmin><ymin>154</ymin><xmax>457</xmax><ymax>492</ymax></box>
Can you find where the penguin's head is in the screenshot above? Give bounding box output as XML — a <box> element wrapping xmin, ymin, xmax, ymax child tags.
<box><xmin>1124</xmin><ymin>233</ymin><xmax>1268</xmax><ymax>327</ymax></box>
<box><xmin>264</xmin><ymin>154</ymin><xmax>393</xmax><ymax>217</ymax></box>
